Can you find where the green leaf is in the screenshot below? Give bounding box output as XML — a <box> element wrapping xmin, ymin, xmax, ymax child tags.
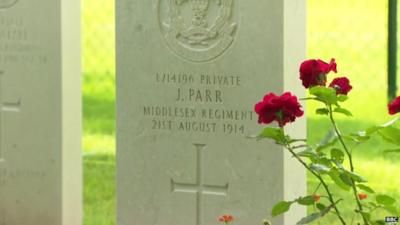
<box><xmin>339</xmin><ymin>172</ymin><xmax>354</xmax><ymax>186</ymax></box>
<box><xmin>349</xmin><ymin>131</ymin><xmax>371</xmax><ymax>142</ymax></box>
<box><xmin>368</xmin><ymin>202</ymin><xmax>379</xmax><ymax>208</ymax></box>
<box><xmin>361</xmin><ymin>212</ymin><xmax>371</xmax><ymax>221</ymax></box>
<box><xmin>288</xmin><ymin>139</ymin><xmax>307</xmax><ymax>144</ymax></box>
<box><xmin>371</xmin><ymin>220</ymin><xmax>386</xmax><ymax>225</ymax></box>
<box><xmin>320</xmin><ymin>201</ymin><xmax>340</xmax><ymax>217</ymax></box>
<box><xmin>316</xmin><ymin>137</ymin><xmax>338</xmax><ymax>152</ymax></box>
<box><xmin>296</xmin><ymin>200</ymin><xmax>339</xmax><ymax>225</ymax></box>
<box><xmin>376</xmin><ymin>194</ymin><xmax>396</xmax><ymax>206</ymax></box>
<box><xmin>315</xmin><ymin>130</ymin><xmax>337</xmax><ymax>153</ymax></box>
<box><xmin>309</xmin><ymin>86</ymin><xmax>339</xmax><ymax>104</ymax></box>
<box><xmin>328</xmin><ymin>169</ymin><xmax>351</xmax><ymax>191</ymax></box>
<box><xmin>383</xmin><ymin>149</ymin><xmax>400</xmax><ymax>154</ymax></box>
<box><xmin>357</xmin><ymin>184</ymin><xmax>375</xmax><ymax>193</ymax></box>
<box><xmin>337</xmin><ymin>95</ymin><xmax>349</xmax><ymax>102</ymax></box>
<box><xmin>271</xmin><ymin>201</ymin><xmax>292</xmax><ymax>217</ymax></box>
<box><xmin>331</xmin><ymin>159</ymin><xmax>345</xmax><ymax>170</ymax></box>
<box><xmin>316</xmin><ymin>203</ymin><xmax>326</xmax><ymax>211</ymax></box>
<box><xmin>334</xmin><ymin>107</ymin><xmax>353</xmax><ymax>117</ymax></box>
<box><xmin>343</xmin><ymin>170</ymin><xmax>367</xmax><ymax>183</ymax></box>
<box><xmin>314</xmin><ymin>156</ymin><xmax>333</xmax><ymax>168</ymax></box>
<box><xmin>310</xmin><ymin>164</ymin><xmax>331</xmax><ymax>173</ymax></box>
<box><xmin>384</xmin><ymin>205</ymin><xmax>398</xmax><ymax>215</ymax></box>
<box><xmin>378</xmin><ymin>126</ymin><xmax>400</xmax><ymax>145</ymax></box>
<box><xmin>296</xmin><ymin>213</ymin><xmax>321</xmax><ymax>225</ymax></box>
<box><xmin>331</xmin><ymin>148</ymin><xmax>344</xmax><ymax>163</ymax></box>
<box><xmin>316</xmin><ymin>108</ymin><xmax>329</xmax><ymax>115</ymax></box>
<box><xmin>297</xmin><ymin>150</ymin><xmax>318</xmax><ymax>159</ymax></box>
<box><xmin>258</xmin><ymin>127</ymin><xmax>287</xmax><ymax>144</ymax></box>
<box><xmin>297</xmin><ymin>196</ymin><xmax>316</xmax><ymax>206</ymax></box>
<box><xmin>366</xmin><ymin>118</ymin><xmax>400</xmax><ymax>135</ymax></box>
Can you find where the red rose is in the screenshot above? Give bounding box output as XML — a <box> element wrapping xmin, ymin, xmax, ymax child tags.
<box><xmin>388</xmin><ymin>96</ymin><xmax>400</xmax><ymax>115</ymax></box>
<box><xmin>300</xmin><ymin>58</ymin><xmax>337</xmax><ymax>88</ymax></box>
<box><xmin>255</xmin><ymin>92</ymin><xmax>304</xmax><ymax>127</ymax></box>
<box><xmin>329</xmin><ymin>77</ymin><xmax>353</xmax><ymax>95</ymax></box>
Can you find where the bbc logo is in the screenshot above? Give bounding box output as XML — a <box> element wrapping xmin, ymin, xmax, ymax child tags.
<box><xmin>386</xmin><ymin>216</ymin><xmax>399</xmax><ymax>223</ymax></box>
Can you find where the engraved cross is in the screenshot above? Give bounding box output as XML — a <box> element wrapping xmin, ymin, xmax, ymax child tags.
<box><xmin>0</xmin><ymin>71</ymin><xmax>21</xmax><ymax>161</ymax></box>
<box><xmin>171</xmin><ymin>144</ymin><xmax>229</xmax><ymax>225</ymax></box>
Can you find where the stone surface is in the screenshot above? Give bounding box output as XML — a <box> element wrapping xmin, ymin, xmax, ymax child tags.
<box><xmin>0</xmin><ymin>0</ymin><xmax>81</xmax><ymax>224</ymax></box>
<box><xmin>117</xmin><ymin>0</ymin><xmax>306</xmax><ymax>224</ymax></box>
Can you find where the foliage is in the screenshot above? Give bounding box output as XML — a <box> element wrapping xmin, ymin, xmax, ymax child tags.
<box><xmin>254</xmin><ymin>59</ymin><xmax>400</xmax><ymax>225</ymax></box>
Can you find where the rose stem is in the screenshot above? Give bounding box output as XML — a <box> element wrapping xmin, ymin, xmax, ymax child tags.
<box><xmin>328</xmin><ymin>105</ymin><xmax>369</xmax><ymax>225</ymax></box>
<box><xmin>284</xmin><ymin>141</ymin><xmax>347</xmax><ymax>225</ymax></box>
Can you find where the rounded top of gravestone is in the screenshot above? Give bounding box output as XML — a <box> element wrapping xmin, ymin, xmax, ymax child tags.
<box><xmin>158</xmin><ymin>0</ymin><xmax>239</xmax><ymax>63</ymax></box>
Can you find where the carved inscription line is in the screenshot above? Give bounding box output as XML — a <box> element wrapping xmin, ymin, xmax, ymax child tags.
<box><xmin>0</xmin><ymin>17</ymin><xmax>47</xmax><ymax>65</ymax></box>
<box><xmin>2</xmin><ymin>100</ymin><xmax>21</xmax><ymax>112</ymax></box>
<box><xmin>0</xmin><ymin>0</ymin><xmax>18</xmax><ymax>9</ymax></box>
<box><xmin>148</xmin><ymin>72</ymin><xmax>253</xmax><ymax>135</ymax></box>
<box><xmin>0</xmin><ymin>72</ymin><xmax>21</xmax><ymax>161</ymax></box>
<box><xmin>171</xmin><ymin>144</ymin><xmax>229</xmax><ymax>225</ymax></box>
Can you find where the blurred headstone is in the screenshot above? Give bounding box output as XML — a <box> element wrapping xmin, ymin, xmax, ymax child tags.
<box><xmin>0</xmin><ymin>0</ymin><xmax>81</xmax><ymax>224</ymax></box>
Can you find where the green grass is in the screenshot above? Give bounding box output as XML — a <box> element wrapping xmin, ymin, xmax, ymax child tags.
<box><xmin>84</xmin><ymin>154</ymin><xmax>115</xmax><ymax>225</ymax></box>
<box><xmin>83</xmin><ymin>71</ymin><xmax>115</xmax><ymax>155</ymax></box>
<box><xmin>306</xmin><ymin>118</ymin><xmax>400</xmax><ymax>224</ymax></box>
<box><xmin>82</xmin><ymin>0</ymin><xmax>116</xmax><ymax>222</ymax></box>
<box><xmin>82</xmin><ymin>0</ymin><xmax>400</xmax><ymax>224</ymax></box>
<box><xmin>305</xmin><ymin>1</ymin><xmax>400</xmax><ymax>221</ymax></box>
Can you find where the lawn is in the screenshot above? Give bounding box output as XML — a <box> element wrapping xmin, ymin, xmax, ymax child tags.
<box><xmin>82</xmin><ymin>0</ymin><xmax>400</xmax><ymax>224</ymax></box>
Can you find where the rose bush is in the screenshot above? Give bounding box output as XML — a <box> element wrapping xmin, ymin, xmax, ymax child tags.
<box><xmin>254</xmin><ymin>59</ymin><xmax>400</xmax><ymax>225</ymax></box>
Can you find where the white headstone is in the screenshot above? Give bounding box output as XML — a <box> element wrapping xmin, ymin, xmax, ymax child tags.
<box><xmin>117</xmin><ymin>0</ymin><xmax>306</xmax><ymax>224</ymax></box>
<box><xmin>0</xmin><ymin>0</ymin><xmax>81</xmax><ymax>224</ymax></box>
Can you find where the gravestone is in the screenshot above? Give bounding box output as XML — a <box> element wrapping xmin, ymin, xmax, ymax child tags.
<box><xmin>117</xmin><ymin>0</ymin><xmax>306</xmax><ymax>224</ymax></box>
<box><xmin>0</xmin><ymin>0</ymin><xmax>81</xmax><ymax>225</ymax></box>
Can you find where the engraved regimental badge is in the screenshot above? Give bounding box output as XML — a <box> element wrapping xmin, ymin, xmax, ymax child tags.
<box><xmin>158</xmin><ymin>0</ymin><xmax>238</xmax><ymax>62</ymax></box>
<box><xmin>0</xmin><ymin>0</ymin><xmax>18</xmax><ymax>9</ymax></box>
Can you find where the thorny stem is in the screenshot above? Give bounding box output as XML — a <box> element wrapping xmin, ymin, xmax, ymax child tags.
<box><xmin>328</xmin><ymin>105</ymin><xmax>369</xmax><ymax>225</ymax></box>
<box><xmin>284</xmin><ymin>142</ymin><xmax>347</xmax><ymax>225</ymax></box>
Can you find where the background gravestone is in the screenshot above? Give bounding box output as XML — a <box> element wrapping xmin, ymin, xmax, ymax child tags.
<box><xmin>0</xmin><ymin>0</ymin><xmax>81</xmax><ymax>224</ymax></box>
<box><xmin>117</xmin><ymin>0</ymin><xmax>306</xmax><ymax>224</ymax></box>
